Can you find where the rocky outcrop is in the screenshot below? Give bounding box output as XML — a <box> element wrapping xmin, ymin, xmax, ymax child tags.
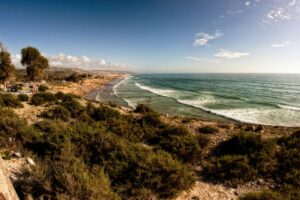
<box><xmin>0</xmin><ymin>158</ymin><xmax>19</xmax><ymax>200</ymax></box>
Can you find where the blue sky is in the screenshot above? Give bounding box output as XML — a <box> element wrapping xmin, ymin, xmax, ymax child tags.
<box><xmin>0</xmin><ymin>0</ymin><xmax>299</xmax><ymax>73</ymax></box>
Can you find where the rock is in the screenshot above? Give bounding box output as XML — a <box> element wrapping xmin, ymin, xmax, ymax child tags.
<box><xmin>270</xmin><ymin>184</ymin><xmax>276</xmax><ymax>189</ymax></box>
<box><xmin>245</xmin><ymin>125</ymin><xmax>255</xmax><ymax>132</ymax></box>
<box><xmin>13</xmin><ymin>152</ymin><xmax>22</xmax><ymax>158</ymax></box>
<box><xmin>229</xmin><ymin>188</ymin><xmax>236</xmax><ymax>193</ymax></box>
<box><xmin>26</xmin><ymin>157</ymin><xmax>35</xmax><ymax>166</ymax></box>
<box><xmin>255</xmin><ymin>125</ymin><xmax>264</xmax><ymax>133</ymax></box>
<box><xmin>257</xmin><ymin>178</ymin><xmax>264</xmax><ymax>185</ymax></box>
<box><xmin>24</xmin><ymin>194</ymin><xmax>34</xmax><ymax>200</ymax></box>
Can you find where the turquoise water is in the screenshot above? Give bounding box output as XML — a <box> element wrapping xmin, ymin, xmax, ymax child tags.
<box><xmin>110</xmin><ymin>74</ymin><xmax>300</xmax><ymax>127</ymax></box>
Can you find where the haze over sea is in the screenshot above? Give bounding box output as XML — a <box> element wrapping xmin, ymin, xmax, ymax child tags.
<box><xmin>108</xmin><ymin>74</ymin><xmax>300</xmax><ymax>127</ymax></box>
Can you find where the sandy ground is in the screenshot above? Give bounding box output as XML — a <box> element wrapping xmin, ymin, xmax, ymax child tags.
<box><xmin>49</xmin><ymin>74</ymin><xmax>126</xmax><ymax>97</ymax></box>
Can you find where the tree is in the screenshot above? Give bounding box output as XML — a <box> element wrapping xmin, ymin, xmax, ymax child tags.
<box><xmin>21</xmin><ymin>47</ymin><xmax>49</xmax><ymax>81</ymax></box>
<box><xmin>0</xmin><ymin>47</ymin><xmax>15</xmax><ymax>87</ymax></box>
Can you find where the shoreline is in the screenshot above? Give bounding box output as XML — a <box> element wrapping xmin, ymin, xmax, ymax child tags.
<box><xmin>85</xmin><ymin>75</ymin><xmax>129</xmax><ymax>107</ymax></box>
<box><xmin>49</xmin><ymin>74</ymin><xmax>126</xmax><ymax>97</ymax></box>
<box><xmin>85</xmin><ymin>75</ymin><xmax>300</xmax><ymax>128</ymax></box>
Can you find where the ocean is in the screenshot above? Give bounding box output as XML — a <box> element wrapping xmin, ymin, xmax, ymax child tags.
<box><xmin>97</xmin><ymin>74</ymin><xmax>300</xmax><ymax>127</ymax></box>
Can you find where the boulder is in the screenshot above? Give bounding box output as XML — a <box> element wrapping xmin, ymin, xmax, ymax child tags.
<box><xmin>26</xmin><ymin>157</ymin><xmax>35</xmax><ymax>166</ymax></box>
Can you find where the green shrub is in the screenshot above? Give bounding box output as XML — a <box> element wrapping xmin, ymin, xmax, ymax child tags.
<box><xmin>31</xmin><ymin>92</ymin><xmax>57</xmax><ymax>106</ymax></box>
<box><xmin>0</xmin><ymin>108</ymin><xmax>29</xmax><ymax>147</ymax></box>
<box><xmin>159</xmin><ymin>134</ymin><xmax>206</xmax><ymax>163</ymax></box>
<box><xmin>206</xmin><ymin>155</ymin><xmax>256</xmax><ymax>184</ymax></box>
<box><xmin>0</xmin><ymin>93</ymin><xmax>23</xmax><ymax>108</ymax></box>
<box><xmin>17</xmin><ymin>94</ymin><xmax>29</xmax><ymax>102</ymax></box>
<box><xmin>66</xmin><ymin>122</ymin><xmax>196</xmax><ymax>198</ymax></box>
<box><xmin>55</xmin><ymin>91</ymin><xmax>78</xmax><ymax>101</ymax></box>
<box><xmin>15</xmin><ymin>149</ymin><xmax>120</xmax><ymax>200</ymax></box>
<box><xmin>198</xmin><ymin>126</ymin><xmax>218</xmax><ymax>134</ymax></box>
<box><xmin>41</xmin><ymin>106</ymin><xmax>71</xmax><ymax>121</ymax></box>
<box><xmin>34</xmin><ymin>120</ymin><xmax>66</xmax><ymax>134</ymax></box>
<box><xmin>93</xmin><ymin>138</ymin><xmax>195</xmax><ymax>198</ymax></box>
<box><xmin>205</xmin><ymin>132</ymin><xmax>277</xmax><ymax>184</ymax></box>
<box><xmin>88</xmin><ymin>105</ymin><xmax>120</xmax><ymax>121</ymax></box>
<box><xmin>60</xmin><ymin>98</ymin><xmax>85</xmax><ymax>117</ymax></box>
<box><xmin>105</xmin><ymin>117</ymin><xmax>145</xmax><ymax>143</ymax></box>
<box><xmin>134</xmin><ymin>104</ymin><xmax>155</xmax><ymax>114</ymax></box>
<box><xmin>38</xmin><ymin>85</ymin><xmax>48</xmax><ymax>92</ymax></box>
<box><xmin>153</xmin><ymin>125</ymin><xmax>209</xmax><ymax>163</ymax></box>
<box><xmin>277</xmin><ymin>130</ymin><xmax>300</xmax><ymax>187</ymax></box>
<box><xmin>65</xmin><ymin>73</ymin><xmax>89</xmax><ymax>82</ymax></box>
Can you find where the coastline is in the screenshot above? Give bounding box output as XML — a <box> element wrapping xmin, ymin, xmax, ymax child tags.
<box><xmin>82</xmin><ymin>75</ymin><xmax>300</xmax><ymax>199</ymax></box>
<box><xmin>49</xmin><ymin>74</ymin><xmax>126</xmax><ymax>97</ymax></box>
<box><xmin>2</xmin><ymin>70</ymin><xmax>299</xmax><ymax>200</ymax></box>
<box><xmin>85</xmin><ymin>75</ymin><xmax>300</xmax><ymax>129</ymax></box>
<box><xmin>85</xmin><ymin>76</ymin><xmax>129</xmax><ymax>107</ymax></box>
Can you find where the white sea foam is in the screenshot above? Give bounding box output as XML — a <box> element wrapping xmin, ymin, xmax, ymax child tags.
<box><xmin>134</xmin><ymin>82</ymin><xmax>177</xmax><ymax>98</ymax></box>
<box><xmin>210</xmin><ymin>108</ymin><xmax>300</xmax><ymax>127</ymax></box>
<box><xmin>278</xmin><ymin>104</ymin><xmax>300</xmax><ymax>111</ymax></box>
<box><xmin>113</xmin><ymin>76</ymin><xmax>132</xmax><ymax>95</ymax></box>
<box><xmin>177</xmin><ymin>96</ymin><xmax>216</xmax><ymax>111</ymax></box>
<box><xmin>122</xmin><ymin>97</ymin><xmax>137</xmax><ymax>108</ymax></box>
<box><xmin>177</xmin><ymin>98</ymin><xmax>300</xmax><ymax>126</ymax></box>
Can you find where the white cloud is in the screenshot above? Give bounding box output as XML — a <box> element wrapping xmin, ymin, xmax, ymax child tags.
<box><xmin>289</xmin><ymin>0</ymin><xmax>296</xmax><ymax>6</ymax></box>
<box><xmin>186</xmin><ymin>56</ymin><xmax>219</xmax><ymax>63</ymax></box>
<box><xmin>215</xmin><ymin>49</ymin><xmax>250</xmax><ymax>59</ymax></box>
<box><xmin>48</xmin><ymin>53</ymin><xmax>125</xmax><ymax>70</ymax></box>
<box><xmin>186</xmin><ymin>56</ymin><xmax>206</xmax><ymax>61</ymax></box>
<box><xmin>193</xmin><ymin>31</ymin><xmax>223</xmax><ymax>47</ymax></box>
<box><xmin>263</xmin><ymin>7</ymin><xmax>291</xmax><ymax>24</ymax></box>
<box><xmin>11</xmin><ymin>52</ymin><xmax>126</xmax><ymax>70</ymax></box>
<box><xmin>245</xmin><ymin>1</ymin><xmax>251</xmax><ymax>6</ymax></box>
<box><xmin>271</xmin><ymin>41</ymin><xmax>291</xmax><ymax>47</ymax></box>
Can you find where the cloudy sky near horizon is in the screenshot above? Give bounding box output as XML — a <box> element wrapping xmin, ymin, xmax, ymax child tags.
<box><xmin>1</xmin><ymin>0</ymin><xmax>300</xmax><ymax>73</ymax></box>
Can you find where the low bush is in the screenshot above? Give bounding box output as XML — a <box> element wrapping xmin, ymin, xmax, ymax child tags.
<box><xmin>205</xmin><ymin>132</ymin><xmax>277</xmax><ymax>184</ymax></box>
<box><xmin>0</xmin><ymin>108</ymin><xmax>29</xmax><ymax>147</ymax></box>
<box><xmin>206</xmin><ymin>155</ymin><xmax>256</xmax><ymax>184</ymax></box>
<box><xmin>134</xmin><ymin>103</ymin><xmax>155</xmax><ymax>114</ymax></box>
<box><xmin>0</xmin><ymin>93</ymin><xmax>23</xmax><ymax>108</ymax></box>
<box><xmin>41</xmin><ymin>106</ymin><xmax>71</xmax><ymax>121</ymax></box>
<box><xmin>17</xmin><ymin>94</ymin><xmax>29</xmax><ymax>102</ymax></box>
<box><xmin>31</xmin><ymin>92</ymin><xmax>57</xmax><ymax>106</ymax></box>
<box><xmin>276</xmin><ymin>130</ymin><xmax>300</xmax><ymax>187</ymax></box>
<box><xmin>88</xmin><ymin>105</ymin><xmax>120</xmax><ymax>121</ymax></box>
<box><xmin>198</xmin><ymin>125</ymin><xmax>218</xmax><ymax>134</ymax></box>
<box><xmin>153</xmin><ymin>126</ymin><xmax>209</xmax><ymax>163</ymax></box>
<box><xmin>38</xmin><ymin>85</ymin><xmax>48</xmax><ymax>92</ymax></box>
<box><xmin>95</xmin><ymin>137</ymin><xmax>195</xmax><ymax>198</ymax></box>
<box><xmin>27</xmin><ymin>120</ymin><xmax>197</xmax><ymax>199</ymax></box>
<box><xmin>60</xmin><ymin>98</ymin><xmax>85</xmax><ymax>117</ymax></box>
<box><xmin>159</xmin><ymin>134</ymin><xmax>207</xmax><ymax>163</ymax></box>
<box><xmin>65</xmin><ymin>73</ymin><xmax>89</xmax><ymax>82</ymax></box>
<box><xmin>34</xmin><ymin>119</ymin><xmax>66</xmax><ymax>134</ymax></box>
<box><xmin>15</xmin><ymin>149</ymin><xmax>120</xmax><ymax>200</ymax></box>
<box><xmin>55</xmin><ymin>91</ymin><xmax>78</xmax><ymax>101</ymax></box>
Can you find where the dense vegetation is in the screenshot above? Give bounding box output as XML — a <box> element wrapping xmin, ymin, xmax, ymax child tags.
<box><xmin>0</xmin><ymin>94</ymin><xmax>201</xmax><ymax>199</ymax></box>
<box><xmin>203</xmin><ymin>131</ymin><xmax>300</xmax><ymax>200</ymax></box>
<box><xmin>0</xmin><ymin>90</ymin><xmax>299</xmax><ymax>200</ymax></box>
<box><xmin>0</xmin><ymin>93</ymin><xmax>23</xmax><ymax>108</ymax></box>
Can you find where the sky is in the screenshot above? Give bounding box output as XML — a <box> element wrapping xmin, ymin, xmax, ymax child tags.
<box><xmin>0</xmin><ymin>0</ymin><xmax>300</xmax><ymax>73</ymax></box>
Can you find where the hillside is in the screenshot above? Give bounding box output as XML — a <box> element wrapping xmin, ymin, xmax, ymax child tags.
<box><xmin>0</xmin><ymin>71</ymin><xmax>299</xmax><ymax>200</ymax></box>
